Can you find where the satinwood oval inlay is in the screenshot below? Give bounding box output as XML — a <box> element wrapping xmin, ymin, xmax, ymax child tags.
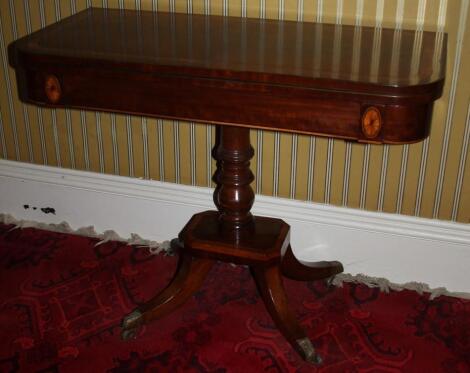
<box><xmin>44</xmin><ymin>75</ymin><xmax>61</xmax><ymax>104</ymax></box>
<box><xmin>361</xmin><ymin>106</ymin><xmax>382</xmax><ymax>139</ymax></box>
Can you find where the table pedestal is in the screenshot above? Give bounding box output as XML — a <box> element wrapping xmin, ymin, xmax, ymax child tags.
<box><xmin>121</xmin><ymin>126</ymin><xmax>343</xmax><ymax>364</ymax></box>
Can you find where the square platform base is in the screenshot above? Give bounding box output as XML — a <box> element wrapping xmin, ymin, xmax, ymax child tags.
<box><xmin>178</xmin><ymin>211</ymin><xmax>290</xmax><ymax>265</ymax></box>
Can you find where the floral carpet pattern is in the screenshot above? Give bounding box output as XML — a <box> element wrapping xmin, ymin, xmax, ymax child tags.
<box><xmin>0</xmin><ymin>223</ymin><xmax>469</xmax><ymax>372</ymax></box>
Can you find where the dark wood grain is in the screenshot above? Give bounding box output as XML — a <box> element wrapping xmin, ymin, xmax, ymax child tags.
<box><xmin>179</xmin><ymin>210</ymin><xmax>290</xmax><ymax>265</ymax></box>
<box><xmin>8</xmin><ymin>8</ymin><xmax>447</xmax><ymax>363</ymax></box>
<box><xmin>213</xmin><ymin>126</ymin><xmax>254</xmax><ymax>229</ymax></box>
<box><xmin>9</xmin><ymin>7</ymin><xmax>446</xmax><ymax>144</ymax></box>
<box><xmin>281</xmin><ymin>245</ymin><xmax>343</xmax><ymax>281</ymax></box>
<box><xmin>9</xmin><ymin>8</ymin><xmax>445</xmax><ymax>89</ymax></box>
<box><xmin>122</xmin><ymin>242</ymin><xmax>214</xmax><ymax>336</ymax></box>
<box><xmin>251</xmin><ymin>264</ymin><xmax>322</xmax><ymax>364</ymax></box>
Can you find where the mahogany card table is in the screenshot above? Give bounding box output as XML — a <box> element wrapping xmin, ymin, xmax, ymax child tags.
<box><xmin>9</xmin><ymin>8</ymin><xmax>446</xmax><ymax>363</ymax></box>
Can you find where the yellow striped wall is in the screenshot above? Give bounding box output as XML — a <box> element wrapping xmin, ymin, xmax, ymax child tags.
<box><xmin>0</xmin><ymin>0</ymin><xmax>469</xmax><ymax>223</ymax></box>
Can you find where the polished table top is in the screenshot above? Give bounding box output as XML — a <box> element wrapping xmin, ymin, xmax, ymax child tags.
<box><xmin>9</xmin><ymin>7</ymin><xmax>446</xmax><ymax>144</ymax></box>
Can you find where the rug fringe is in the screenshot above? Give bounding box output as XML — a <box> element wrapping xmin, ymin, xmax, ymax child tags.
<box><xmin>332</xmin><ymin>273</ymin><xmax>470</xmax><ymax>300</ymax></box>
<box><xmin>1</xmin><ymin>213</ymin><xmax>468</xmax><ymax>300</ymax></box>
<box><xmin>0</xmin><ymin>213</ymin><xmax>170</xmax><ymax>254</ymax></box>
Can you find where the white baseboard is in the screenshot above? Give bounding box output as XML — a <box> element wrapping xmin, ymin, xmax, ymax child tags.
<box><xmin>1</xmin><ymin>159</ymin><xmax>469</xmax><ymax>293</ymax></box>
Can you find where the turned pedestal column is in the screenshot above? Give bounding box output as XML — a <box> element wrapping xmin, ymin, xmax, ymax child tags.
<box><xmin>122</xmin><ymin>125</ymin><xmax>343</xmax><ymax>364</ymax></box>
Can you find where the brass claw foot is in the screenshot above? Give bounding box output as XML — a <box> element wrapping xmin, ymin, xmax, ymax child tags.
<box><xmin>121</xmin><ymin>309</ymin><xmax>143</xmax><ymax>341</ymax></box>
<box><xmin>297</xmin><ymin>337</ymin><xmax>322</xmax><ymax>365</ymax></box>
<box><xmin>251</xmin><ymin>264</ymin><xmax>324</xmax><ymax>364</ymax></box>
<box><xmin>120</xmin><ymin>251</ymin><xmax>214</xmax><ymax>342</ymax></box>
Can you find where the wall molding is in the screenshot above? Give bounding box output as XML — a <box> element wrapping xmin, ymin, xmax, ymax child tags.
<box><xmin>0</xmin><ymin>159</ymin><xmax>469</xmax><ymax>293</ymax></box>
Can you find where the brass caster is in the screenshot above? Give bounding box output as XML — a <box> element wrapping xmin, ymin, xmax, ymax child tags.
<box><xmin>296</xmin><ymin>337</ymin><xmax>322</xmax><ymax>365</ymax></box>
<box><xmin>121</xmin><ymin>328</ymin><xmax>138</xmax><ymax>340</ymax></box>
<box><xmin>121</xmin><ymin>309</ymin><xmax>143</xmax><ymax>341</ymax></box>
<box><xmin>326</xmin><ymin>275</ymin><xmax>337</xmax><ymax>288</ymax></box>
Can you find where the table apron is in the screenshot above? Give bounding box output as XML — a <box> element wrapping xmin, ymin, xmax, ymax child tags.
<box><xmin>18</xmin><ymin>66</ymin><xmax>432</xmax><ymax>144</ymax></box>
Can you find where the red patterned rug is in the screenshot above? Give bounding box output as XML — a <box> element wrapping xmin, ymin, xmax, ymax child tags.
<box><xmin>0</xmin><ymin>223</ymin><xmax>469</xmax><ymax>373</ymax></box>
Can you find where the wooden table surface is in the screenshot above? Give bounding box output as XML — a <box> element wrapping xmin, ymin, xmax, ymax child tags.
<box><xmin>9</xmin><ymin>7</ymin><xmax>447</xmax><ymax>143</ymax></box>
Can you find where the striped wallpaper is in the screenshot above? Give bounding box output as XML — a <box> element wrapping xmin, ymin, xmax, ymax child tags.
<box><xmin>0</xmin><ymin>0</ymin><xmax>469</xmax><ymax>224</ymax></box>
